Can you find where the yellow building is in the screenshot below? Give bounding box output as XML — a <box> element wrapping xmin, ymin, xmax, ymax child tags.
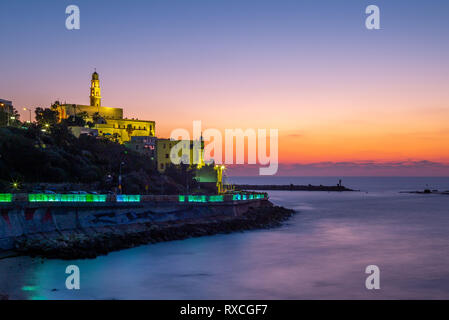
<box><xmin>52</xmin><ymin>71</ymin><xmax>155</xmax><ymax>143</ymax></box>
<box><xmin>157</xmin><ymin>139</ymin><xmax>205</xmax><ymax>173</ymax></box>
<box><xmin>95</xmin><ymin>119</ymin><xmax>155</xmax><ymax>142</ymax></box>
<box><xmin>157</xmin><ymin>138</ymin><xmax>219</xmax><ymax>188</ymax></box>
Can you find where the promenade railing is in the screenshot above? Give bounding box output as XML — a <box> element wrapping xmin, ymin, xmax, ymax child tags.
<box><xmin>0</xmin><ymin>192</ymin><xmax>268</xmax><ymax>204</ymax></box>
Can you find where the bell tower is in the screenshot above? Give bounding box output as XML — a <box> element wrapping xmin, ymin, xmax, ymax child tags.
<box><xmin>90</xmin><ymin>70</ymin><xmax>102</xmax><ymax>107</ymax></box>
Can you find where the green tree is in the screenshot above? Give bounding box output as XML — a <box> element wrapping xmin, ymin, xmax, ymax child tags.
<box><xmin>165</xmin><ymin>164</ymin><xmax>197</xmax><ymax>193</ymax></box>
<box><xmin>78</xmin><ymin>111</ymin><xmax>89</xmax><ymax>120</ymax></box>
<box><xmin>65</xmin><ymin>115</ymin><xmax>86</xmax><ymax>127</ymax></box>
<box><xmin>0</xmin><ymin>105</ymin><xmax>20</xmax><ymax>127</ymax></box>
<box><xmin>92</xmin><ymin>112</ymin><xmax>105</xmax><ymax>124</ymax></box>
<box><xmin>65</xmin><ymin>111</ymin><xmax>88</xmax><ymax>127</ymax></box>
<box><xmin>35</xmin><ymin>107</ymin><xmax>59</xmax><ymax>127</ymax></box>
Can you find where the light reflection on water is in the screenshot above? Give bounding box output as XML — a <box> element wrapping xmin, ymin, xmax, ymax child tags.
<box><xmin>1</xmin><ymin>177</ymin><xmax>449</xmax><ymax>299</ymax></box>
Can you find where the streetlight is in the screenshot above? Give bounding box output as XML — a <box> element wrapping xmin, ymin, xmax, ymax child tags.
<box><xmin>118</xmin><ymin>162</ymin><xmax>125</xmax><ymax>194</ymax></box>
<box><xmin>215</xmin><ymin>165</ymin><xmax>226</xmax><ymax>194</ymax></box>
<box><xmin>23</xmin><ymin>107</ymin><xmax>32</xmax><ymax>123</ymax></box>
<box><xmin>11</xmin><ymin>180</ymin><xmax>20</xmax><ymax>191</ymax></box>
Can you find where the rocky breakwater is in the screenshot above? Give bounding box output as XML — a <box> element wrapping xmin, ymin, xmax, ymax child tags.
<box><xmin>14</xmin><ymin>201</ymin><xmax>295</xmax><ymax>260</ymax></box>
<box><xmin>235</xmin><ymin>184</ymin><xmax>355</xmax><ymax>191</ymax></box>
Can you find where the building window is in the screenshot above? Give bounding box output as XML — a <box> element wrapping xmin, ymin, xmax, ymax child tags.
<box><xmin>160</xmin><ymin>164</ymin><xmax>164</xmax><ymax>169</ymax></box>
<box><xmin>165</xmin><ymin>154</ymin><xmax>169</xmax><ymax>159</ymax></box>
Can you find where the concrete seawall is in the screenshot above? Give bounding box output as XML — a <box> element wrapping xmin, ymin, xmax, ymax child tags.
<box><xmin>0</xmin><ymin>197</ymin><xmax>267</xmax><ymax>251</ymax></box>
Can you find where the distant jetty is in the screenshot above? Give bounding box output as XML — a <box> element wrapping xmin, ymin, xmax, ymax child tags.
<box><xmin>235</xmin><ymin>184</ymin><xmax>355</xmax><ymax>192</ymax></box>
<box><xmin>400</xmin><ymin>189</ymin><xmax>449</xmax><ymax>195</ymax></box>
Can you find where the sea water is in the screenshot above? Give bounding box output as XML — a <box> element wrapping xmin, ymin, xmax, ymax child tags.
<box><xmin>1</xmin><ymin>177</ymin><xmax>449</xmax><ymax>299</ymax></box>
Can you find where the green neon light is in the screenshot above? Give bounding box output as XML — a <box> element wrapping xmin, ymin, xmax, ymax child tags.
<box><xmin>187</xmin><ymin>195</ymin><xmax>207</xmax><ymax>203</ymax></box>
<box><xmin>117</xmin><ymin>195</ymin><xmax>140</xmax><ymax>202</ymax></box>
<box><xmin>21</xmin><ymin>285</ymin><xmax>38</xmax><ymax>292</ymax></box>
<box><xmin>0</xmin><ymin>194</ymin><xmax>12</xmax><ymax>202</ymax></box>
<box><xmin>179</xmin><ymin>195</ymin><xmax>186</xmax><ymax>202</ymax></box>
<box><xmin>208</xmin><ymin>195</ymin><xmax>224</xmax><ymax>202</ymax></box>
<box><xmin>28</xmin><ymin>194</ymin><xmax>107</xmax><ymax>202</ymax></box>
<box><xmin>231</xmin><ymin>193</ymin><xmax>265</xmax><ymax>201</ymax></box>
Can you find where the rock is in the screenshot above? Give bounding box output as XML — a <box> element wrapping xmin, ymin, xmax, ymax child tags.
<box><xmin>13</xmin><ymin>202</ymin><xmax>296</xmax><ymax>260</ymax></box>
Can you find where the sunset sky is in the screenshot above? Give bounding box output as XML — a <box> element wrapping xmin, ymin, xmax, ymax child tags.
<box><xmin>1</xmin><ymin>0</ymin><xmax>448</xmax><ymax>175</ymax></box>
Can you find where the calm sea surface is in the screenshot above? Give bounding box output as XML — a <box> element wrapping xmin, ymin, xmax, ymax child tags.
<box><xmin>1</xmin><ymin>177</ymin><xmax>449</xmax><ymax>299</ymax></box>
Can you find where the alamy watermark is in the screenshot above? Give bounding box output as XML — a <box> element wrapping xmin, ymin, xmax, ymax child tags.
<box><xmin>65</xmin><ymin>5</ymin><xmax>80</xmax><ymax>30</ymax></box>
<box><xmin>65</xmin><ymin>265</ymin><xmax>80</xmax><ymax>290</ymax></box>
<box><xmin>169</xmin><ymin>121</ymin><xmax>278</xmax><ymax>175</ymax></box>
<box><xmin>365</xmin><ymin>265</ymin><xmax>380</xmax><ymax>290</ymax></box>
<box><xmin>366</xmin><ymin>5</ymin><xmax>380</xmax><ymax>30</ymax></box>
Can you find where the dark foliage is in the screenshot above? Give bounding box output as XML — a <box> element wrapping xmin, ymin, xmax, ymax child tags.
<box><xmin>35</xmin><ymin>107</ymin><xmax>59</xmax><ymax>126</ymax></box>
<box><xmin>0</xmin><ymin>123</ymin><xmax>178</xmax><ymax>193</ymax></box>
<box><xmin>0</xmin><ymin>107</ymin><xmax>20</xmax><ymax>127</ymax></box>
<box><xmin>164</xmin><ymin>163</ymin><xmax>198</xmax><ymax>193</ymax></box>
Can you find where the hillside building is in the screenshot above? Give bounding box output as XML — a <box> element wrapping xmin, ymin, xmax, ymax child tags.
<box><xmin>52</xmin><ymin>71</ymin><xmax>155</xmax><ymax>144</ymax></box>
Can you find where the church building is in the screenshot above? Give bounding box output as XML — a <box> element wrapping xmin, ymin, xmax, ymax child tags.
<box><xmin>52</xmin><ymin>71</ymin><xmax>156</xmax><ymax>144</ymax></box>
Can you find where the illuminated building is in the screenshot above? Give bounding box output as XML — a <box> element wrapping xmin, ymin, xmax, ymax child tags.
<box><xmin>90</xmin><ymin>71</ymin><xmax>101</xmax><ymax>107</ymax></box>
<box><xmin>0</xmin><ymin>99</ymin><xmax>14</xmax><ymax>113</ymax></box>
<box><xmin>156</xmin><ymin>138</ymin><xmax>218</xmax><ymax>186</ymax></box>
<box><xmin>52</xmin><ymin>71</ymin><xmax>155</xmax><ymax>143</ymax></box>
<box><xmin>156</xmin><ymin>139</ymin><xmax>205</xmax><ymax>173</ymax></box>
<box><xmin>0</xmin><ymin>99</ymin><xmax>16</xmax><ymax>126</ymax></box>
<box><xmin>124</xmin><ymin>136</ymin><xmax>157</xmax><ymax>161</ymax></box>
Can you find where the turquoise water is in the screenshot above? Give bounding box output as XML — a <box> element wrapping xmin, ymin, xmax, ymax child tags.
<box><xmin>1</xmin><ymin>177</ymin><xmax>449</xmax><ymax>299</ymax></box>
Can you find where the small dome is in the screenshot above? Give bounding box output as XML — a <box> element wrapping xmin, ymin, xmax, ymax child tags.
<box><xmin>92</xmin><ymin>71</ymin><xmax>99</xmax><ymax>80</ymax></box>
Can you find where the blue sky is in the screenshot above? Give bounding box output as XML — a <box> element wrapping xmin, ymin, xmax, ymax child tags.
<box><xmin>1</xmin><ymin>0</ymin><xmax>449</xmax><ymax>175</ymax></box>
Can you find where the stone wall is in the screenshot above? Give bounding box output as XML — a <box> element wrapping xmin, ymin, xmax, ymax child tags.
<box><xmin>0</xmin><ymin>198</ymin><xmax>266</xmax><ymax>251</ymax></box>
